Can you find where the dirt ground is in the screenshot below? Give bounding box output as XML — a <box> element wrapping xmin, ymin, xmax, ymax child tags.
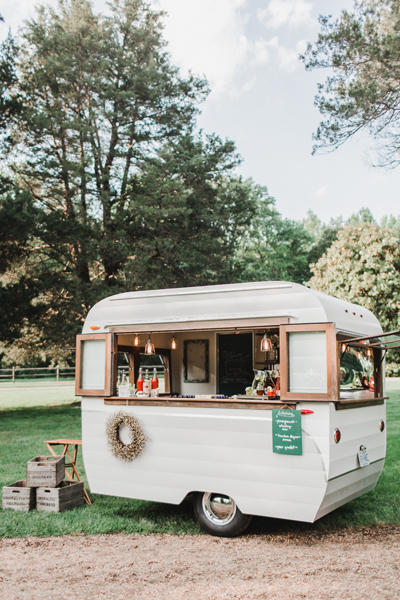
<box><xmin>0</xmin><ymin>527</ymin><xmax>399</xmax><ymax>600</ymax></box>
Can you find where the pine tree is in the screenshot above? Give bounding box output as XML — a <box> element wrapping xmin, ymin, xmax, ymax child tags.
<box><xmin>302</xmin><ymin>0</ymin><xmax>400</xmax><ymax>166</ymax></box>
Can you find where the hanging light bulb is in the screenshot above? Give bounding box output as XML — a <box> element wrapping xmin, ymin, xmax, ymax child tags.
<box><xmin>341</xmin><ymin>343</ymin><xmax>347</xmax><ymax>353</ymax></box>
<box><xmin>145</xmin><ymin>336</ymin><xmax>155</xmax><ymax>355</ymax></box>
<box><xmin>171</xmin><ymin>336</ymin><xmax>177</xmax><ymax>350</ymax></box>
<box><xmin>367</xmin><ymin>347</ymin><xmax>373</xmax><ymax>358</ymax></box>
<box><xmin>134</xmin><ymin>334</ymin><xmax>140</xmax><ymax>347</ymax></box>
<box><xmin>260</xmin><ymin>332</ymin><xmax>273</xmax><ymax>352</ymax></box>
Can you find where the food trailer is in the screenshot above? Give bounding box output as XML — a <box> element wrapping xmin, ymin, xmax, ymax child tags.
<box><xmin>75</xmin><ymin>281</ymin><xmax>394</xmax><ymax>536</ymax></box>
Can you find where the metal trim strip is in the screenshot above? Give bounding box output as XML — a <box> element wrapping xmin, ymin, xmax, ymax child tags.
<box><xmin>327</xmin><ymin>457</ymin><xmax>385</xmax><ymax>482</ymax></box>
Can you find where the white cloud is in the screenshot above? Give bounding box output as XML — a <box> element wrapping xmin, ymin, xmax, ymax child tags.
<box><xmin>258</xmin><ymin>0</ymin><xmax>313</xmax><ymax>29</ymax></box>
<box><xmin>252</xmin><ymin>37</ymin><xmax>305</xmax><ymax>72</ymax></box>
<box><xmin>154</xmin><ymin>1</ymin><xmax>307</xmax><ymax>95</ymax></box>
<box><xmin>315</xmin><ymin>185</ymin><xmax>329</xmax><ymax>199</ymax></box>
<box><xmin>155</xmin><ymin>0</ymin><xmax>251</xmax><ymax>95</ymax></box>
<box><xmin>276</xmin><ymin>39</ymin><xmax>308</xmax><ymax>71</ymax></box>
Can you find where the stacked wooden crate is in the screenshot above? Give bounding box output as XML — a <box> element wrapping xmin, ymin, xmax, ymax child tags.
<box><xmin>2</xmin><ymin>455</ymin><xmax>84</xmax><ymax>512</ymax></box>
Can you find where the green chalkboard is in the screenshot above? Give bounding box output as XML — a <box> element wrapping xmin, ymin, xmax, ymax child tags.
<box><xmin>272</xmin><ymin>409</ymin><xmax>302</xmax><ymax>455</ymax></box>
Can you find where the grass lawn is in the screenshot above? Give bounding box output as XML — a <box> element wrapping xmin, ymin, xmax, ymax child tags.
<box><xmin>0</xmin><ymin>379</ymin><xmax>74</xmax><ymax>388</ymax></box>
<box><xmin>0</xmin><ymin>385</ymin><xmax>399</xmax><ymax>538</ymax></box>
<box><xmin>0</xmin><ymin>385</ymin><xmax>75</xmax><ymax>409</ymax></box>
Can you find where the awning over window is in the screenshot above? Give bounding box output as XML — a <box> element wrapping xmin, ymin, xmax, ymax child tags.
<box><xmin>341</xmin><ymin>329</ymin><xmax>400</xmax><ymax>349</ymax></box>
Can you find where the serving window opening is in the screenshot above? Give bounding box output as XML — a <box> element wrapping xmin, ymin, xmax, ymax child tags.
<box><xmin>76</xmin><ymin>322</ymin><xmax>392</xmax><ymax>404</ymax></box>
<box><xmin>339</xmin><ymin>345</ymin><xmax>375</xmax><ymax>395</ymax></box>
<box><xmin>338</xmin><ymin>329</ymin><xmax>400</xmax><ymax>400</ymax></box>
<box><xmin>112</xmin><ymin>329</ymin><xmax>282</xmax><ymax>399</ymax></box>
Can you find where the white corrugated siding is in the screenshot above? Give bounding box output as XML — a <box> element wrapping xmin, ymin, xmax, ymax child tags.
<box><xmin>327</xmin><ymin>403</ymin><xmax>386</xmax><ymax>480</ymax></box>
<box><xmin>82</xmin><ymin>399</ymin><xmax>327</xmax><ymax>522</ymax></box>
<box><xmin>82</xmin><ymin>399</ymin><xmax>387</xmax><ymax>523</ymax></box>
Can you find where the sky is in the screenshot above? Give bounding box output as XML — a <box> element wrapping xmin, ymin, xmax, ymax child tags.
<box><xmin>2</xmin><ymin>0</ymin><xmax>400</xmax><ymax>223</ymax></box>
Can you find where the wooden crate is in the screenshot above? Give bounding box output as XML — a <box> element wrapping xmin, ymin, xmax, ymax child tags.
<box><xmin>26</xmin><ymin>455</ymin><xmax>65</xmax><ymax>488</ymax></box>
<box><xmin>2</xmin><ymin>480</ymin><xmax>36</xmax><ymax>512</ymax></box>
<box><xmin>36</xmin><ymin>480</ymin><xmax>84</xmax><ymax>512</ymax></box>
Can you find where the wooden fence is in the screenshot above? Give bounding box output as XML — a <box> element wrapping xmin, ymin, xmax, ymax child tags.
<box><xmin>0</xmin><ymin>366</ymin><xmax>75</xmax><ymax>383</ymax></box>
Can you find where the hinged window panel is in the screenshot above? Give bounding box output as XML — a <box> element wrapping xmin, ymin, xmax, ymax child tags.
<box><xmin>75</xmin><ymin>333</ymin><xmax>113</xmax><ymax>396</ymax></box>
<box><xmin>280</xmin><ymin>323</ymin><xmax>338</xmax><ymax>401</ymax></box>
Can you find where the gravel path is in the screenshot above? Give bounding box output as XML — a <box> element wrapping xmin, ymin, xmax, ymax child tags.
<box><xmin>1</xmin><ymin>527</ymin><xmax>399</xmax><ymax>600</ymax></box>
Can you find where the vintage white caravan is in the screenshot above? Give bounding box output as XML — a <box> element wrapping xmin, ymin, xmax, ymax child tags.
<box><xmin>76</xmin><ymin>281</ymin><xmax>395</xmax><ymax>536</ymax></box>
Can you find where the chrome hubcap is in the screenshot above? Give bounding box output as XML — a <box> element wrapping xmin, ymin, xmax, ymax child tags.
<box><xmin>202</xmin><ymin>493</ymin><xmax>237</xmax><ymax>526</ymax></box>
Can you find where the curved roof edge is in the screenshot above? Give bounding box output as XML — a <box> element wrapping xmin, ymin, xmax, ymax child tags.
<box><xmin>82</xmin><ymin>281</ymin><xmax>382</xmax><ymax>337</ymax></box>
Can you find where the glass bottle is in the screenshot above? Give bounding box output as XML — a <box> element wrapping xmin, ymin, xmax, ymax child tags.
<box><xmin>151</xmin><ymin>368</ymin><xmax>159</xmax><ymax>397</ymax></box>
<box><xmin>143</xmin><ymin>369</ymin><xmax>150</xmax><ymax>396</ymax></box>
<box><xmin>136</xmin><ymin>367</ymin><xmax>144</xmax><ymax>392</ymax></box>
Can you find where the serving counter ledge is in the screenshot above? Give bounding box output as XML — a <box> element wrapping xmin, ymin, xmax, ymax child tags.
<box><xmin>104</xmin><ymin>396</ymin><xmax>297</xmax><ymax>410</ymax></box>
<box><xmin>103</xmin><ymin>395</ymin><xmax>387</xmax><ymax>410</ymax></box>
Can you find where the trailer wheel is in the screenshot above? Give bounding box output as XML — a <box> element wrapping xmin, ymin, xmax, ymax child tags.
<box><xmin>193</xmin><ymin>492</ymin><xmax>252</xmax><ymax>537</ymax></box>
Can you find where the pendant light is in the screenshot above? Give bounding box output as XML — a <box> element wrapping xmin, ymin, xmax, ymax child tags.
<box><xmin>260</xmin><ymin>332</ymin><xmax>273</xmax><ymax>352</ymax></box>
<box><xmin>171</xmin><ymin>336</ymin><xmax>177</xmax><ymax>350</ymax></box>
<box><xmin>145</xmin><ymin>336</ymin><xmax>155</xmax><ymax>355</ymax></box>
<box><xmin>134</xmin><ymin>334</ymin><xmax>140</xmax><ymax>347</ymax></box>
<box><xmin>341</xmin><ymin>343</ymin><xmax>347</xmax><ymax>354</ymax></box>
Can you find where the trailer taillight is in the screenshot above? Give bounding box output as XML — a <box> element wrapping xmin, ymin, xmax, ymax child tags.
<box><xmin>301</xmin><ymin>410</ymin><xmax>314</xmax><ymax>415</ymax></box>
<box><xmin>333</xmin><ymin>428</ymin><xmax>341</xmax><ymax>444</ymax></box>
<box><xmin>379</xmin><ymin>419</ymin><xmax>385</xmax><ymax>432</ymax></box>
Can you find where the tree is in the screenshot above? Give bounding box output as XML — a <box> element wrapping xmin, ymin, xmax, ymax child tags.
<box><xmin>122</xmin><ymin>133</ymin><xmax>260</xmax><ymax>289</ymax></box>
<box><xmin>301</xmin><ymin>0</ymin><xmax>400</xmax><ymax>166</ymax></box>
<box><xmin>14</xmin><ymin>0</ymin><xmax>207</xmax><ymax>286</ymax></box>
<box><xmin>233</xmin><ymin>199</ymin><xmax>314</xmax><ymax>285</ymax></box>
<box><xmin>0</xmin><ymin>27</ymin><xmax>20</xmax><ymax>142</ymax></box>
<box><xmin>309</xmin><ymin>223</ymin><xmax>400</xmax><ymax>334</ymax></box>
<box><xmin>302</xmin><ymin>210</ymin><xmax>342</xmax><ymax>266</ymax></box>
<box><xmin>0</xmin><ymin>183</ymin><xmax>40</xmax><ymax>345</ymax></box>
<box><xmin>0</xmin><ymin>19</ymin><xmax>38</xmax><ymax>353</ymax></box>
<box><xmin>346</xmin><ymin>207</ymin><xmax>376</xmax><ymax>225</ymax></box>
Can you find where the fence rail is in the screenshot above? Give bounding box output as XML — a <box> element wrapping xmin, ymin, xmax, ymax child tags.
<box><xmin>0</xmin><ymin>364</ymin><xmax>165</xmax><ymax>384</ymax></box>
<box><xmin>0</xmin><ymin>366</ymin><xmax>75</xmax><ymax>383</ymax></box>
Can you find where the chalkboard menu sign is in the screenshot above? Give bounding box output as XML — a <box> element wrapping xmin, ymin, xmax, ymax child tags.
<box><xmin>272</xmin><ymin>409</ymin><xmax>302</xmax><ymax>455</ymax></box>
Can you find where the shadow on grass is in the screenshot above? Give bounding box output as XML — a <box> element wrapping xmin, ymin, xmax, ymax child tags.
<box><xmin>113</xmin><ymin>497</ymin><xmax>194</xmax><ymax>521</ymax></box>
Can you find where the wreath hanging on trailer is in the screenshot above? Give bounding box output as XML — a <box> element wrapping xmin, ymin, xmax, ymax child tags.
<box><xmin>106</xmin><ymin>411</ymin><xmax>146</xmax><ymax>461</ymax></box>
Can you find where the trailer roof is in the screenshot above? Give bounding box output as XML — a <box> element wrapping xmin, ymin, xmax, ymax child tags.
<box><xmin>82</xmin><ymin>281</ymin><xmax>382</xmax><ymax>337</ymax></box>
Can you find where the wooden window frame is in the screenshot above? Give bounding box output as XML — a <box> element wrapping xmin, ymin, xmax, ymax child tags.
<box><xmin>75</xmin><ymin>333</ymin><xmax>114</xmax><ymax>396</ymax></box>
<box><xmin>280</xmin><ymin>323</ymin><xmax>338</xmax><ymax>402</ymax></box>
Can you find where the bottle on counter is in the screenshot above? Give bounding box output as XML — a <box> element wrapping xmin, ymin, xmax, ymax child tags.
<box><xmin>136</xmin><ymin>367</ymin><xmax>144</xmax><ymax>393</ymax></box>
<box><xmin>117</xmin><ymin>370</ymin><xmax>130</xmax><ymax>397</ymax></box>
<box><xmin>143</xmin><ymin>369</ymin><xmax>150</xmax><ymax>397</ymax></box>
<box><xmin>151</xmin><ymin>368</ymin><xmax>159</xmax><ymax>397</ymax></box>
<box><xmin>273</xmin><ymin>376</ymin><xmax>280</xmax><ymax>398</ymax></box>
<box><xmin>369</xmin><ymin>375</ymin><xmax>375</xmax><ymax>391</ymax></box>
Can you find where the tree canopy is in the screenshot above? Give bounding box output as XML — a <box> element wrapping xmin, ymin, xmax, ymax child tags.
<box><xmin>302</xmin><ymin>0</ymin><xmax>400</xmax><ymax>166</ymax></box>
<box><xmin>309</xmin><ymin>222</ymin><xmax>400</xmax><ymax>334</ymax></box>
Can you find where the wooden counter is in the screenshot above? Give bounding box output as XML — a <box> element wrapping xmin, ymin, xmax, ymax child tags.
<box><xmin>104</xmin><ymin>395</ymin><xmax>387</xmax><ymax>410</ymax></box>
<box><xmin>104</xmin><ymin>396</ymin><xmax>297</xmax><ymax>410</ymax></box>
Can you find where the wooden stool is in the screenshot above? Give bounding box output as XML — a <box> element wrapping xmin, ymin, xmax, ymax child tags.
<box><xmin>43</xmin><ymin>439</ymin><xmax>92</xmax><ymax>505</ymax></box>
